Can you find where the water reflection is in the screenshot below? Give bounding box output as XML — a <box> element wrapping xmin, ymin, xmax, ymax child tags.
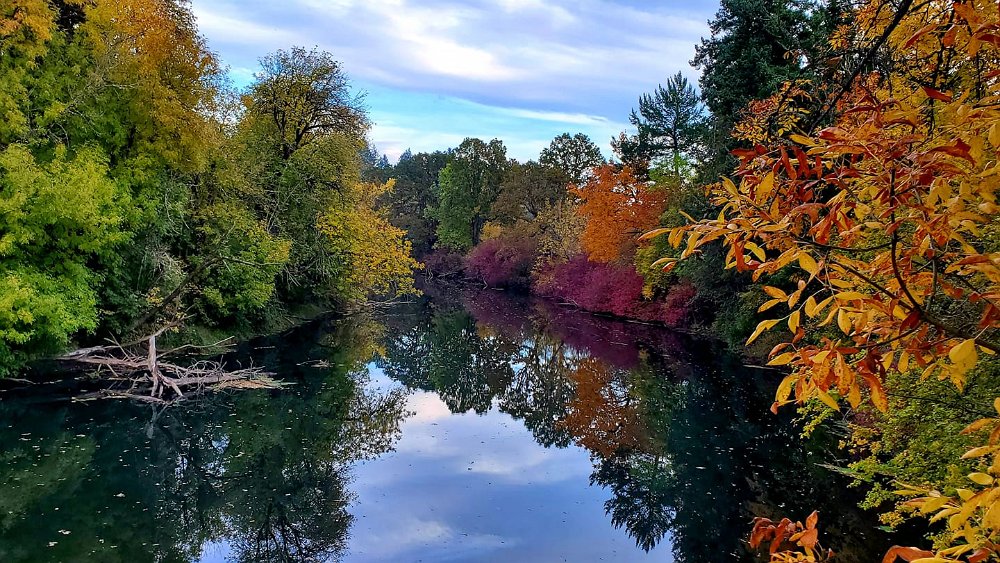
<box><xmin>0</xmin><ymin>286</ymin><xmax>904</xmax><ymax>562</ymax></box>
<box><xmin>379</xmin><ymin>285</ymin><xmax>903</xmax><ymax>560</ymax></box>
<box><xmin>0</xmin><ymin>317</ymin><xmax>407</xmax><ymax>563</ymax></box>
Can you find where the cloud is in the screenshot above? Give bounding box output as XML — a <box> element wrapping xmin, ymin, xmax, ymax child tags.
<box><xmin>189</xmin><ymin>0</ymin><xmax>715</xmax><ymax>160</ymax></box>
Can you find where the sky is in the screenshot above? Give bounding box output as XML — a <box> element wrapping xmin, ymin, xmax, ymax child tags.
<box><xmin>188</xmin><ymin>0</ymin><xmax>720</xmax><ymax>163</ymax></box>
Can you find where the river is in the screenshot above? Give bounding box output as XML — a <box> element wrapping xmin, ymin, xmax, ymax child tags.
<box><xmin>0</xmin><ymin>284</ymin><xmax>907</xmax><ymax>562</ymax></box>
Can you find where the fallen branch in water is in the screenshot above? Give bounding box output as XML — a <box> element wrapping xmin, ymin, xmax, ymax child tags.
<box><xmin>59</xmin><ymin>327</ymin><xmax>280</xmax><ymax>404</ymax></box>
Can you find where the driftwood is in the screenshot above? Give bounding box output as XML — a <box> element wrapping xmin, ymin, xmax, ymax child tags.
<box><xmin>59</xmin><ymin>327</ymin><xmax>279</xmax><ymax>404</ymax></box>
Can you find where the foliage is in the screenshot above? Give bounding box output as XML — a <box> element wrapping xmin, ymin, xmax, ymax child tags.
<box><xmin>465</xmin><ymin>230</ymin><xmax>536</xmax><ymax>288</ymax></box>
<box><xmin>318</xmin><ymin>179</ymin><xmax>420</xmax><ymax>302</ymax></box>
<box><xmin>433</xmin><ymin>138</ymin><xmax>509</xmax><ymax>251</ymax></box>
<box><xmin>573</xmin><ymin>164</ymin><xmax>666</xmax><ymax>264</ymax></box>
<box><xmin>539</xmin><ymin>132</ymin><xmax>605</xmax><ymax>184</ymax></box>
<box><xmin>0</xmin><ymin>144</ymin><xmax>130</xmax><ymax>372</ymax></box>
<box><xmin>748</xmin><ymin>511</ymin><xmax>834</xmax><ymax>562</ymax></box>
<box><xmin>613</xmin><ymin>72</ymin><xmax>705</xmax><ymax>177</ymax></box>
<box><xmin>654</xmin><ymin>0</ymin><xmax>1000</xmax><ymax>555</ymax></box>
<box><xmin>491</xmin><ymin>160</ymin><xmax>568</xmax><ymax>224</ymax></box>
<box><xmin>382</xmin><ymin>149</ymin><xmax>450</xmax><ymax>256</ymax></box>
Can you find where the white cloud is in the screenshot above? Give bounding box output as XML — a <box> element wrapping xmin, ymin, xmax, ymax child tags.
<box><xmin>190</xmin><ymin>0</ymin><xmax>715</xmax><ymax>160</ymax></box>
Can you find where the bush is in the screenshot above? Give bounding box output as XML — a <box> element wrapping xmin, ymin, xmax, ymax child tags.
<box><xmin>534</xmin><ymin>255</ymin><xmax>665</xmax><ymax>321</ymax></box>
<box><xmin>465</xmin><ymin>234</ymin><xmax>536</xmax><ymax>288</ymax></box>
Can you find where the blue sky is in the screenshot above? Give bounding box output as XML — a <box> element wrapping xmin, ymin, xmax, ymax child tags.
<box><xmin>189</xmin><ymin>0</ymin><xmax>719</xmax><ymax>162</ymax></box>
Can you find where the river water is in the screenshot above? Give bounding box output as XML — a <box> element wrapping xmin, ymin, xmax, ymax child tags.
<box><xmin>0</xmin><ymin>284</ymin><xmax>905</xmax><ymax>561</ymax></box>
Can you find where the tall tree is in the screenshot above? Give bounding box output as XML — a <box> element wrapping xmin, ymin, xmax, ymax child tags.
<box><xmin>613</xmin><ymin>72</ymin><xmax>705</xmax><ymax>178</ymax></box>
<box><xmin>572</xmin><ymin>164</ymin><xmax>666</xmax><ymax>264</ymax></box>
<box><xmin>434</xmin><ymin>138</ymin><xmax>509</xmax><ymax>251</ymax></box>
<box><xmin>539</xmin><ymin>133</ymin><xmax>605</xmax><ymax>185</ymax></box>
<box><xmin>491</xmin><ymin>161</ymin><xmax>569</xmax><ymax>224</ymax></box>
<box><xmin>384</xmin><ymin>149</ymin><xmax>450</xmax><ymax>256</ymax></box>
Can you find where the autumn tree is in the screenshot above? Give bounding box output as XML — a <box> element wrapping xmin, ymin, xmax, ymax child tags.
<box><xmin>539</xmin><ymin>133</ymin><xmax>605</xmax><ymax>185</ymax></box>
<box><xmin>656</xmin><ymin>0</ymin><xmax>1000</xmax><ymax>557</ymax></box>
<box><xmin>574</xmin><ymin>164</ymin><xmax>666</xmax><ymax>263</ymax></box>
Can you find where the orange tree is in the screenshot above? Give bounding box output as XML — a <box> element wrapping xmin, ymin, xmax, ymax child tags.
<box><xmin>573</xmin><ymin>164</ymin><xmax>665</xmax><ymax>263</ymax></box>
<box><xmin>647</xmin><ymin>0</ymin><xmax>1000</xmax><ymax>558</ymax></box>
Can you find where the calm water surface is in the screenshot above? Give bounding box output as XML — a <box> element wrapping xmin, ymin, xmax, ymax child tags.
<box><xmin>0</xmin><ymin>285</ymin><xmax>903</xmax><ymax>561</ymax></box>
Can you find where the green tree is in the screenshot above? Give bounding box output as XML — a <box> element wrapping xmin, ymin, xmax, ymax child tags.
<box><xmin>433</xmin><ymin>138</ymin><xmax>509</xmax><ymax>251</ymax></box>
<box><xmin>491</xmin><ymin>161</ymin><xmax>569</xmax><ymax>224</ymax></box>
<box><xmin>539</xmin><ymin>133</ymin><xmax>605</xmax><ymax>185</ymax></box>
<box><xmin>613</xmin><ymin>72</ymin><xmax>705</xmax><ymax>178</ymax></box>
<box><xmin>384</xmin><ymin>149</ymin><xmax>450</xmax><ymax>256</ymax></box>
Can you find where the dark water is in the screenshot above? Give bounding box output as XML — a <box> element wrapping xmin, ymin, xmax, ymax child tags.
<box><xmin>0</xmin><ymin>285</ymin><xmax>903</xmax><ymax>562</ymax></box>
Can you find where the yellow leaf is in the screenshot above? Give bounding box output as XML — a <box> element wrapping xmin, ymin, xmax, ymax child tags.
<box><xmin>789</xmin><ymin>134</ymin><xmax>815</xmax><ymax>146</ymax></box>
<box><xmin>837</xmin><ymin>309</ymin><xmax>852</xmax><ymax>335</ymax></box>
<box><xmin>804</xmin><ymin>295</ymin><xmax>818</xmax><ymax>317</ymax></box>
<box><xmin>775</xmin><ymin>374</ymin><xmax>797</xmax><ymax>402</ymax></box>
<box><xmin>639</xmin><ymin>228</ymin><xmax>670</xmax><ymax>241</ymax></box>
<box><xmin>798</xmin><ymin>253</ymin><xmax>819</xmax><ymax>276</ymax></box>
<box><xmin>768</xmin><ymin>352</ymin><xmax>795</xmax><ymax>366</ymax></box>
<box><xmin>949</xmin><ymin>339</ymin><xmax>978</xmax><ymax>369</ymax></box>
<box><xmin>758</xmin><ymin>299</ymin><xmax>783</xmax><ymax>313</ymax></box>
<box><xmin>969</xmin><ymin>472</ymin><xmax>994</xmax><ymax>486</ymax></box>
<box><xmin>788</xmin><ymin>310</ymin><xmax>801</xmax><ymax>333</ymax></box>
<box><xmin>763</xmin><ymin>286</ymin><xmax>787</xmax><ymax>299</ymax></box>
<box><xmin>962</xmin><ymin>446</ymin><xmax>994</xmax><ymax>459</ymax></box>
<box><xmin>870</xmin><ymin>379</ymin><xmax>888</xmax><ymax>412</ymax></box>
<box><xmin>815</xmin><ymin>389</ymin><xmax>840</xmax><ymax>411</ymax></box>
<box><xmin>835</xmin><ymin>291</ymin><xmax>867</xmax><ymax>301</ymax></box>
<box><xmin>756</xmin><ymin>172</ymin><xmax>775</xmax><ymax>200</ymax></box>
<box><xmin>747</xmin><ymin>319</ymin><xmax>779</xmax><ymax>345</ymax></box>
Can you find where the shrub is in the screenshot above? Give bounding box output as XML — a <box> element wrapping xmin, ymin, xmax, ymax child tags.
<box><xmin>465</xmin><ymin>234</ymin><xmax>536</xmax><ymax>288</ymax></box>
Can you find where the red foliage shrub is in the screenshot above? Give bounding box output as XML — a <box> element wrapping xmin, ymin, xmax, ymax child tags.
<box><xmin>534</xmin><ymin>255</ymin><xmax>655</xmax><ymax>319</ymax></box>
<box><xmin>465</xmin><ymin>235</ymin><xmax>536</xmax><ymax>288</ymax></box>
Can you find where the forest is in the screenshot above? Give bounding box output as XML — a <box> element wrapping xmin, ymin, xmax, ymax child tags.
<box><xmin>4</xmin><ymin>0</ymin><xmax>1000</xmax><ymax>559</ymax></box>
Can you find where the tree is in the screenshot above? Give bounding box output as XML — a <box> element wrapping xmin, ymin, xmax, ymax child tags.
<box><xmin>612</xmin><ymin>72</ymin><xmax>705</xmax><ymax>178</ymax></box>
<box><xmin>383</xmin><ymin>149</ymin><xmax>450</xmax><ymax>256</ymax></box>
<box><xmin>0</xmin><ymin>145</ymin><xmax>130</xmax><ymax>373</ymax></box>
<box><xmin>434</xmin><ymin>138</ymin><xmax>509</xmax><ymax>251</ymax></box>
<box><xmin>573</xmin><ymin>164</ymin><xmax>665</xmax><ymax>263</ymax></box>
<box><xmin>691</xmin><ymin>0</ymin><xmax>838</xmax><ymax>127</ymax></box>
<box><xmin>658</xmin><ymin>0</ymin><xmax>1000</xmax><ymax>557</ymax></box>
<box><xmin>539</xmin><ymin>133</ymin><xmax>605</xmax><ymax>185</ymax></box>
<box><xmin>491</xmin><ymin>161</ymin><xmax>569</xmax><ymax>224</ymax></box>
<box><xmin>247</xmin><ymin>47</ymin><xmax>367</xmax><ymax>161</ymax></box>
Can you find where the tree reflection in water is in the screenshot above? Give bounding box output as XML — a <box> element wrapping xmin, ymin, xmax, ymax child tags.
<box><xmin>0</xmin><ymin>316</ymin><xmax>407</xmax><ymax>563</ymax></box>
<box><xmin>0</xmin><ymin>287</ymin><xmax>916</xmax><ymax>562</ymax></box>
<box><xmin>378</xmin><ymin>284</ymin><xmax>907</xmax><ymax>560</ymax></box>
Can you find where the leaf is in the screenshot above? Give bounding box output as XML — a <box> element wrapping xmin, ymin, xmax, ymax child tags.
<box><xmin>816</xmin><ymin>389</ymin><xmax>840</xmax><ymax>411</ymax></box>
<box><xmin>798</xmin><ymin>253</ymin><xmax>819</xmax><ymax>276</ymax></box>
<box><xmin>961</xmin><ymin>446</ymin><xmax>993</xmax><ymax>459</ymax></box>
<box><xmin>882</xmin><ymin>546</ymin><xmax>935</xmax><ymax>563</ymax></box>
<box><xmin>922</xmin><ymin>86</ymin><xmax>953</xmax><ymax>102</ymax></box>
<box><xmin>747</xmin><ymin>319</ymin><xmax>780</xmax><ymax>344</ymax></box>
<box><xmin>768</xmin><ymin>352</ymin><xmax>796</xmax><ymax>366</ymax></box>
<box><xmin>968</xmin><ymin>472</ymin><xmax>994</xmax><ymax>485</ymax></box>
<box><xmin>638</xmin><ymin>228</ymin><xmax>670</xmax><ymax>241</ymax></box>
<box><xmin>763</xmin><ymin>286</ymin><xmax>788</xmax><ymax>299</ymax></box>
<box><xmin>788</xmin><ymin>310</ymin><xmax>801</xmax><ymax>333</ymax></box>
<box><xmin>949</xmin><ymin>339</ymin><xmax>978</xmax><ymax>370</ymax></box>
